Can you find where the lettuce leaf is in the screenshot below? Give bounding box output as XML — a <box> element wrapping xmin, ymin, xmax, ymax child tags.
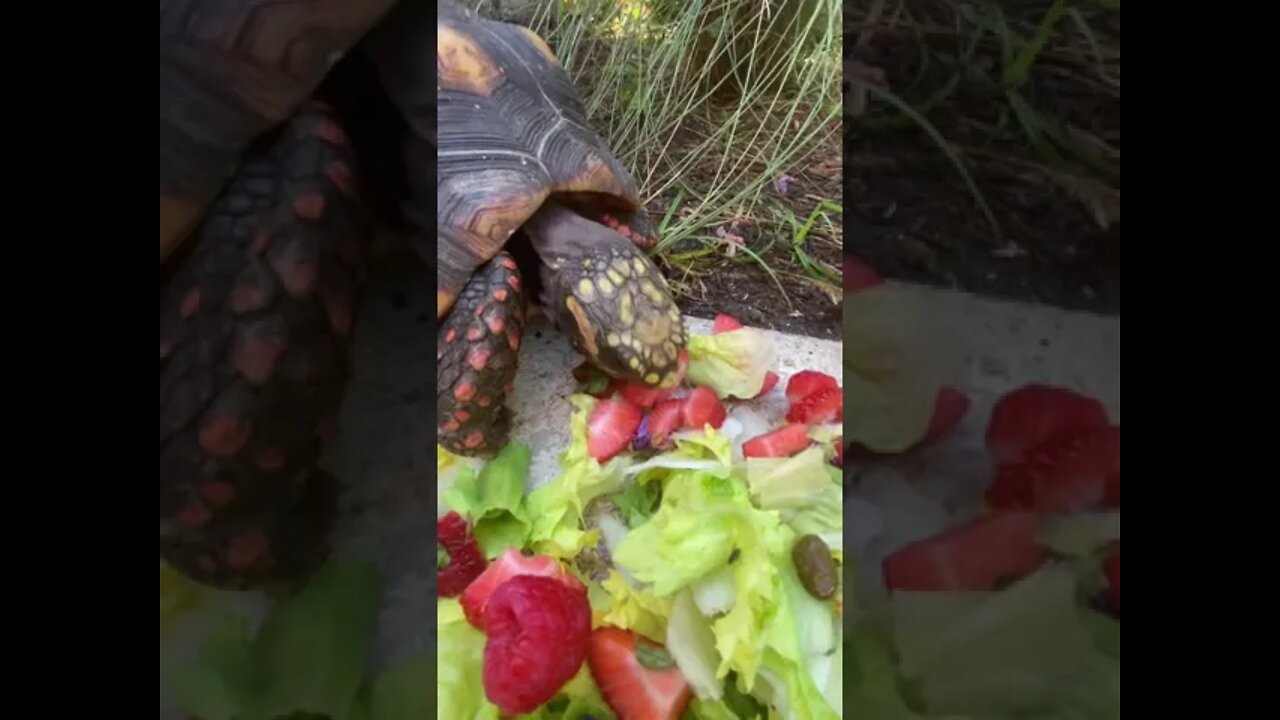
<box><xmin>745</xmin><ymin>446</ymin><xmax>842</xmax><ymax>549</ymax></box>
<box><xmin>844</xmin><ymin>284</ymin><xmax>954</xmax><ymax>452</ymax></box>
<box><xmin>686</xmin><ymin>327</ymin><xmax>778</xmax><ymax>399</ymax></box>
<box><xmin>595</xmin><ymin>570</ymin><xmax>671</xmax><ymax>640</ymax></box>
<box><xmin>438</xmin><ymin>598</ymin><xmax>501</xmax><ymax>720</ymax></box>
<box><xmin>888</xmin><ymin>563</ymin><xmax>1099</xmax><ymax>716</ymax></box>
<box><xmin>845</xmin><ymin>611</ymin><xmax>922</xmax><ymax>719</ymax></box>
<box><xmin>367</xmin><ymin>655</ymin><xmax>435</xmax><ymax>720</ymax></box>
<box><xmin>444</xmin><ymin>441</ymin><xmax>533</xmax><ymax>558</ymax></box>
<box><xmin>526</xmin><ymin>395</ymin><xmax>629</xmax><ymax>559</ymax></box>
<box><xmin>172</xmin><ymin>555</ymin><xmax>381</xmax><ymax>720</ymax></box>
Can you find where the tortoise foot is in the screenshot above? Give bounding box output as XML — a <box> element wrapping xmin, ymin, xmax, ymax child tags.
<box><xmin>160</xmin><ymin>103</ymin><xmax>368</xmax><ymax>591</ymax></box>
<box><xmin>438</xmin><ymin>251</ymin><xmax>526</xmax><ymax>457</ymax></box>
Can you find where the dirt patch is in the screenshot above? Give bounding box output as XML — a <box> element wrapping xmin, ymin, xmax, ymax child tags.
<box><xmin>651</xmin><ymin>137</ymin><xmax>844</xmax><ymax>340</ymax></box>
<box><xmin>847</xmin><ymin>1</ymin><xmax>1120</xmax><ymax>315</ymax></box>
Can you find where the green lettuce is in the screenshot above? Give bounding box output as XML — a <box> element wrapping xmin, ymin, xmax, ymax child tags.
<box><xmin>888</xmin><ymin>563</ymin><xmax>1102</xmax><ymax>716</ymax></box>
<box><xmin>845</xmin><ymin>611</ymin><xmax>922</xmax><ymax>719</ymax></box>
<box><xmin>444</xmin><ymin>441</ymin><xmax>534</xmax><ymax>557</ymax></box>
<box><xmin>844</xmin><ymin>284</ymin><xmax>954</xmax><ymax>452</ymax></box>
<box><xmin>745</xmin><ymin>446</ymin><xmax>842</xmax><ymax>550</ymax></box>
<box><xmin>686</xmin><ymin>327</ymin><xmax>778</xmax><ymax>399</ymax></box>
<box><xmin>525</xmin><ymin>395</ymin><xmax>630</xmax><ymax>559</ymax></box>
<box><xmin>367</xmin><ymin>655</ymin><xmax>435</xmax><ymax>720</ymax></box>
<box><xmin>172</xmin><ymin>555</ymin><xmax>382</xmax><ymax>720</ymax></box>
<box><xmin>438</xmin><ymin>598</ymin><xmax>501</xmax><ymax>720</ymax></box>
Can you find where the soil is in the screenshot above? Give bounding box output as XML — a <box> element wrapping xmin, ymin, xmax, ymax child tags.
<box><xmin>846</xmin><ymin>1</ymin><xmax>1121</xmax><ymax>316</ymax></box>
<box><xmin>650</xmin><ymin>138</ymin><xmax>845</xmax><ymax>340</ymax></box>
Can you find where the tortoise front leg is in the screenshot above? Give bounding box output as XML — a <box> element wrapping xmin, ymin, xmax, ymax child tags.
<box><xmin>159</xmin><ymin>103</ymin><xmax>367</xmax><ymax>591</ymax></box>
<box><xmin>437</xmin><ymin>252</ymin><xmax>527</xmax><ymax>457</ymax></box>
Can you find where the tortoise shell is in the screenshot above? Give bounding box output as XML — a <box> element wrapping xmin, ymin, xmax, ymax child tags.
<box><xmin>435</xmin><ymin>0</ymin><xmax>647</xmax><ymax>317</ymax></box>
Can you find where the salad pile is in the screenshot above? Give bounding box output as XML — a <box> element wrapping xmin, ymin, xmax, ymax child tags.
<box><xmin>437</xmin><ymin>313</ymin><xmax>844</xmax><ymax>719</ymax></box>
<box><xmin>843</xmin><ymin>254</ymin><xmax>1121</xmax><ymax>719</ymax></box>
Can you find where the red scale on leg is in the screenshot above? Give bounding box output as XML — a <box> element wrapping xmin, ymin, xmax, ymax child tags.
<box><xmin>293</xmin><ymin>193</ymin><xmax>326</xmax><ymax>220</ymax></box>
<box><xmin>469</xmin><ymin>347</ymin><xmax>493</xmax><ymax>370</ymax></box>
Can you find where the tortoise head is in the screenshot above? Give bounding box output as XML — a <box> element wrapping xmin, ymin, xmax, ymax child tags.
<box><xmin>523</xmin><ymin>202</ymin><xmax>686</xmax><ymax>388</ymax></box>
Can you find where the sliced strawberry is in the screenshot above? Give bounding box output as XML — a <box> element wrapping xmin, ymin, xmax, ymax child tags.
<box><xmin>1104</xmin><ymin>550</ymin><xmax>1120</xmax><ymax>612</ymax></box>
<box><xmin>985</xmin><ymin>425</ymin><xmax>1121</xmax><ymax>514</ymax></box>
<box><xmin>844</xmin><ymin>254</ymin><xmax>883</xmax><ymax>293</ymax></box>
<box><xmin>460</xmin><ymin>548</ymin><xmax>585</xmax><ymax>630</ymax></box>
<box><xmin>1102</xmin><ymin>470</ymin><xmax>1120</xmax><ymax>508</ymax></box>
<box><xmin>712</xmin><ymin>314</ymin><xmax>744</xmax><ymax>333</ymax></box>
<box><xmin>986</xmin><ymin>384</ymin><xmax>1110</xmax><ymax>465</ymax></box>
<box><xmin>785</xmin><ymin>370</ymin><xmax>839</xmax><ymax>403</ymax></box>
<box><xmin>647</xmin><ymin>399</ymin><xmax>684</xmax><ymax>448</ymax></box>
<box><xmin>742</xmin><ymin>423</ymin><xmax>812</xmax><ymax>458</ymax></box>
<box><xmin>883</xmin><ymin>511</ymin><xmax>1045</xmax><ymax>591</ymax></box>
<box><xmin>921</xmin><ymin>387</ymin><xmax>971</xmax><ymax>446</ymax></box>
<box><xmin>754</xmin><ymin>371</ymin><xmax>780</xmax><ymax>398</ymax></box>
<box><xmin>680</xmin><ymin>386</ymin><xmax>726</xmax><ymax>429</ymax></box>
<box><xmin>617</xmin><ymin>381</ymin><xmax>674</xmax><ymax>409</ymax></box>
<box><xmin>588</xmin><ymin>397</ymin><xmax>644</xmax><ymax>462</ymax></box>
<box><xmin>588</xmin><ymin>627</ymin><xmax>692</xmax><ymax>720</ymax></box>
<box><xmin>786</xmin><ymin>386</ymin><xmax>842</xmax><ymax>424</ymax></box>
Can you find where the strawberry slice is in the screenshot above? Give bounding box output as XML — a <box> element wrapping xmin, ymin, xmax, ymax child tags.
<box><xmin>647</xmin><ymin>399</ymin><xmax>684</xmax><ymax>448</ymax></box>
<box><xmin>1104</xmin><ymin>550</ymin><xmax>1120</xmax><ymax>612</ymax></box>
<box><xmin>588</xmin><ymin>627</ymin><xmax>692</xmax><ymax>720</ymax></box>
<box><xmin>921</xmin><ymin>387</ymin><xmax>970</xmax><ymax>446</ymax></box>
<box><xmin>786</xmin><ymin>386</ymin><xmax>842</xmax><ymax>424</ymax></box>
<box><xmin>754</xmin><ymin>371</ymin><xmax>780</xmax><ymax>398</ymax></box>
<box><xmin>844</xmin><ymin>254</ymin><xmax>883</xmax><ymax>293</ymax></box>
<box><xmin>1102</xmin><ymin>470</ymin><xmax>1120</xmax><ymax>508</ymax></box>
<box><xmin>680</xmin><ymin>386</ymin><xmax>726</xmax><ymax>429</ymax></box>
<box><xmin>712</xmin><ymin>314</ymin><xmax>744</xmax><ymax>333</ymax></box>
<box><xmin>985</xmin><ymin>425</ymin><xmax>1121</xmax><ymax>514</ymax></box>
<box><xmin>588</xmin><ymin>397</ymin><xmax>644</xmax><ymax>461</ymax></box>
<box><xmin>460</xmin><ymin>548</ymin><xmax>585</xmax><ymax>630</ymax></box>
<box><xmin>883</xmin><ymin>511</ymin><xmax>1045</xmax><ymax>591</ymax></box>
<box><xmin>617</xmin><ymin>381</ymin><xmax>674</xmax><ymax>409</ymax></box>
<box><xmin>742</xmin><ymin>423</ymin><xmax>812</xmax><ymax>458</ymax></box>
<box><xmin>986</xmin><ymin>384</ymin><xmax>1110</xmax><ymax>465</ymax></box>
<box><xmin>785</xmin><ymin>370</ymin><xmax>839</xmax><ymax>403</ymax></box>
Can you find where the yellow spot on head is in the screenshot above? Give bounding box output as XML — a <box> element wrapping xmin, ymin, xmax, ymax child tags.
<box><xmin>582</xmin><ymin>259</ymin><xmax>592</xmax><ymax>269</ymax></box>
<box><xmin>612</xmin><ymin>259</ymin><xmax>631</xmax><ymax>276</ymax></box>
<box><xmin>659</xmin><ymin>372</ymin><xmax>680</xmax><ymax>390</ymax></box>
<box><xmin>621</xmin><ymin>331</ymin><xmax>632</xmax><ymax>346</ymax></box>
<box><xmin>607</xmin><ymin>332</ymin><xmax>620</xmax><ymax>347</ymax></box>
<box><xmin>663</xmin><ymin>341</ymin><xmax>677</xmax><ymax>361</ymax></box>
<box><xmin>607</xmin><ymin>269</ymin><xmax>624</xmax><ymax>285</ymax></box>
<box><xmin>630</xmin><ymin>338</ymin><xmax>642</xmax><ymax>351</ymax></box>
<box><xmin>598</xmin><ymin>277</ymin><xmax>614</xmax><ymax>296</ymax></box>
<box><xmin>577</xmin><ymin>278</ymin><xmax>596</xmax><ymax>300</ymax></box>
<box><xmin>632</xmin><ymin>258</ymin><xmax>648</xmax><ymax>275</ymax></box>
<box><xmin>634</xmin><ymin>314</ymin><xmax>672</xmax><ymax>346</ymax></box>
<box><xmin>565</xmin><ymin>296</ymin><xmax>599</xmax><ymax>357</ymax></box>
<box><xmin>644</xmin><ymin>372</ymin><xmax>661</xmax><ymax>385</ymax></box>
<box><xmin>619</xmin><ymin>293</ymin><xmax>634</xmax><ymax>326</ymax></box>
<box><xmin>629</xmin><ymin>357</ymin><xmax>640</xmax><ymax>370</ymax></box>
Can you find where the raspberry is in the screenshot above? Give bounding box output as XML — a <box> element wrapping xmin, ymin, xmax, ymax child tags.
<box><xmin>483</xmin><ymin>575</ymin><xmax>591</xmax><ymax>714</ymax></box>
<box><xmin>437</xmin><ymin>511</ymin><xmax>487</xmax><ymax>597</ymax></box>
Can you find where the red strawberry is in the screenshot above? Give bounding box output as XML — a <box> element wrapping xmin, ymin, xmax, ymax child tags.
<box><xmin>681</xmin><ymin>386</ymin><xmax>726</xmax><ymax>429</ymax></box>
<box><xmin>986</xmin><ymin>384</ymin><xmax>1109</xmax><ymax>465</ymax></box>
<box><xmin>483</xmin><ymin>575</ymin><xmax>592</xmax><ymax>714</ymax></box>
<box><xmin>647</xmin><ymin>399</ymin><xmax>684</xmax><ymax>447</ymax></box>
<box><xmin>785</xmin><ymin>370</ymin><xmax>839</xmax><ymax>403</ymax></box>
<box><xmin>1104</xmin><ymin>550</ymin><xmax>1120</xmax><ymax>611</ymax></box>
<box><xmin>844</xmin><ymin>254</ymin><xmax>883</xmax><ymax>293</ymax></box>
<box><xmin>883</xmin><ymin>511</ymin><xmax>1045</xmax><ymax>591</ymax></box>
<box><xmin>743</xmin><ymin>423</ymin><xmax>812</xmax><ymax>458</ymax></box>
<box><xmin>1102</xmin><ymin>470</ymin><xmax>1120</xmax><ymax>507</ymax></box>
<box><xmin>834</xmin><ymin>437</ymin><xmax>844</xmax><ymax>467</ymax></box>
<box><xmin>786</xmin><ymin>386</ymin><xmax>842</xmax><ymax>424</ymax></box>
<box><xmin>617</xmin><ymin>381</ymin><xmax>674</xmax><ymax>409</ymax></box>
<box><xmin>588</xmin><ymin>627</ymin><xmax>692</xmax><ymax>720</ymax></box>
<box><xmin>921</xmin><ymin>387</ymin><xmax>971</xmax><ymax>446</ymax></box>
<box><xmin>754</xmin><ymin>371</ymin><xmax>780</xmax><ymax>398</ymax></box>
<box><xmin>460</xmin><ymin>548</ymin><xmax>585</xmax><ymax>630</ymax></box>
<box><xmin>712</xmin><ymin>314</ymin><xmax>744</xmax><ymax>333</ymax></box>
<box><xmin>437</xmin><ymin>512</ymin><xmax>488</xmax><ymax>598</ymax></box>
<box><xmin>985</xmin><ymin>425</ymin><xmax>1121</xmax><ymax>514</ymax></box>
<box><xmin>588</xmin><ymin>397</ymin><xmax>644</xmax><ymax>461</ymax></box>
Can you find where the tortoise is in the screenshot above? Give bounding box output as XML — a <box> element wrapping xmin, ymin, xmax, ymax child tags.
<box><xmin>159</xmin><ymin>0</ymin><xmax>687</xmax><ymax>591</ymax></box>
